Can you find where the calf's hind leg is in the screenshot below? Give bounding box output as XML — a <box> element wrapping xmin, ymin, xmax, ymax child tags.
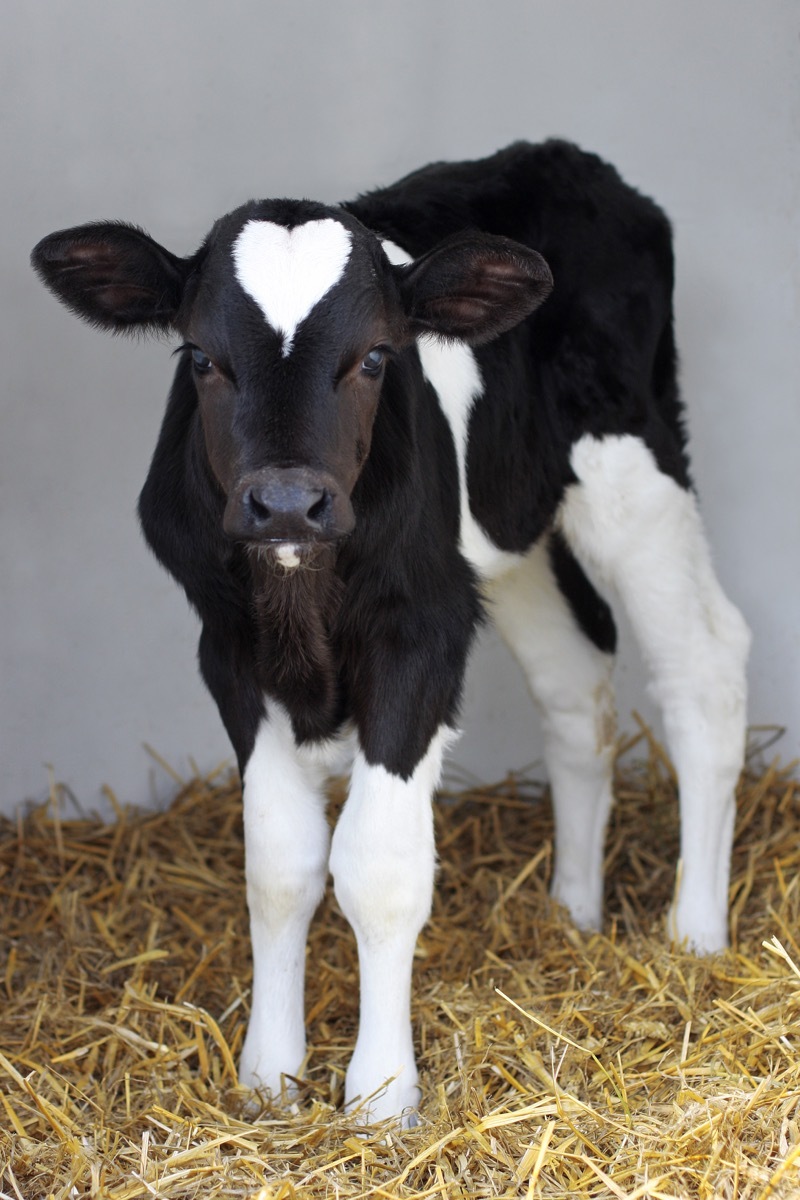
<box><xmin>489</xmin><ymin>538</ymin><xmax>618</xmax><ymax>933</ymax></box>
<box><xmin>560</xmin><ymin>433</ymin><xmax>750</xmax><ymax>953</ymax></box>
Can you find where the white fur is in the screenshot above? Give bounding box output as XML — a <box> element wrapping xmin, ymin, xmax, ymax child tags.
<box><xmin>380</xmin><ymin>238</ymin><xmax>412</xmax><ymax>267</ymax></box>
<box><xmin>559</xmin><ymin>434</ymin><xmax>750</xmax><ymax>952</ymax></box>
<box><xmin>233</xmin><ymin>218</ymin><xmax>352</xmax><ymax>356</ymax></box>
<box><xmin>417</xmin><ymin>337</ymin><xmax>525</xmax><ymax>578</ymax></box>
<box><xmin>382</xmin><ymin>237</ymin><xmax>522</xmax><ymax>580</ymax></box>
<box><xmin>275</xmin><ymin>543</ymin><xmax>301</xmax><ymax>569</ymax></box>
<box><xmin>239</xmin><ymin>706</ymin><xmax>352</xmax><ymax>1093</ymax></box>
<box><xmin>328</xmin><ymin>727</ymin><xmax>453</xmax><ymax>1126</ymax></box>
<box><xmin>488</xmin><ymin>540</ymin><xmax>616</xmax><ymax>929</ymax></box>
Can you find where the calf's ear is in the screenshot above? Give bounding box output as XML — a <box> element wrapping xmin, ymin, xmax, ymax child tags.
<box><xmin>31</xmin><ymin>222</ymin><xmax>189</xmax><ymax>333</ymax></box>
<box><xmin>397</xmin><ymin>232</ymin><xmax>553</xmax><ymax>344</ymax></box>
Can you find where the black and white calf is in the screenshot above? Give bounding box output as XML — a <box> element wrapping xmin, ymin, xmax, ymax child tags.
<box><xmin>32</xmin><ymin>140</ymin><xmax>749</xmax><ymax>1124</ymax></box>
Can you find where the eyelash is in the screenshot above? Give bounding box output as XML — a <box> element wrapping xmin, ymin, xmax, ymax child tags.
<box><xmin>175</xmin><ymin>343</ymin><xmax>215</xmax><ymax>374</ymax></box>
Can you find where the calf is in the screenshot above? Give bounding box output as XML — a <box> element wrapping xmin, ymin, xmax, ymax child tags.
<box><xmin>32</xmin><ymin>140</ymin><xmax>749</xmax><ymax>1125</ymax></box>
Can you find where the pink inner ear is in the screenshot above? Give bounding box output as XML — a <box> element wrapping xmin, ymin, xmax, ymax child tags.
<box><xmin>68</xmin><ymin>244</ymin><xmax>106</xmax><ymax>261</ymax></box>
<box><xmin>482</xmin><ymin>260</ymin><xmax>529</xmax><ymax>280</ymax></box>
<box><xmin>93</xmin><ymin>283</ymin><xmax>160</xmax><ymax>305</ymax></box>
<box><xmin>415</xmin><ymin>259</ymin><xmax>552</xmax><ymax>343</ymax></box>
<box><xmin>430</xmin><ymin>295</ymin><xmax>492</xmax><ymax>322</ymax></box>
<box><xmin>57</xmin><ymin>242</ymin><xmax>121</xmax><ymax>269</ymax></box>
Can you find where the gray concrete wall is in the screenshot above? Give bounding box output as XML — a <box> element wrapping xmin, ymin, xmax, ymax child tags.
<box><xmin>3</xmin><ymin>0</ymin><xmax>798</xmax><ymax>814</ymax></box>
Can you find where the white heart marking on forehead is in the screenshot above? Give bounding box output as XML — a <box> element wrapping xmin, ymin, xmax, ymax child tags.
<box><xmin>232</xmin><ymin>218</ymin><xmax>352</xmax><ymax>356</ymax></box>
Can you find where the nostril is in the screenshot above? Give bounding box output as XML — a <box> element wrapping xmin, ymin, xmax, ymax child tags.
<box><xmin>306</xmin><ymin>489</ymin><xmax>330</xmax><ymax>525</ymax></box>
<box><xmin>247</xmin><ymin>489</ymin><xmax>272</xmax><ymax>523</ymax></box>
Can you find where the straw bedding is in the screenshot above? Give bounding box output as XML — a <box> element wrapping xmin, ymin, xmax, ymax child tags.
<box><xmin>1</xmin><ymin>724</ymin><xmax>799</xmax><ymax>1199</ymax></box>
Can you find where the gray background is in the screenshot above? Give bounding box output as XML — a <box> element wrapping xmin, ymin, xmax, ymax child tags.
<box><xmin>3</xmin><ymin>0</ymin><xmax>798</xmax><ymax>815</ymax></box>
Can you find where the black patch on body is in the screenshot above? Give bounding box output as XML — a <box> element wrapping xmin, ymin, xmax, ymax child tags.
<box><xmin>548</xmin><ymin>531</ymin><xmax>617</xmax><ymax>655</ymax></box>
<box><xmin>348</xmin><ymin>138</ymin><xmax>691</xmax><ymax>558</ymax></box>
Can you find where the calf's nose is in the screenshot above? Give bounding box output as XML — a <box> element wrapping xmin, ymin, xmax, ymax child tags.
<box><xmin>246</xmin><ymin>477</ymin><xmax>330</xmax><ymax>534</ymax></box>
<box><xmin>223</xmin><ymin>466</ymin><xmax>355</xmax><ymax>543</ymax></box>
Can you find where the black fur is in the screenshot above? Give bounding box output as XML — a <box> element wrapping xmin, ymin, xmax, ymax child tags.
<box><xmin>548</xmin><ymin>531</ymin><xmax>617</xmax><ymax>656</ymax></box>
<box><xmin>346</xmin><ymin>139</ymin><xmax>689</xmax><ymax>558</ymax></box>
<box><xmin>137</xmin><ymin>315</ymin><xmax>482</xmax><ymax>779</ymax></box>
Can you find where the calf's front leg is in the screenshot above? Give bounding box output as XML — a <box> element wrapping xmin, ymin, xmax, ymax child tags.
<box><xmin>238</xmin><ymin>705</ymin><xmax>331</xmax><ymax>1094</ymax></box>
<box><xmin>328</xmin><ymin>728</ymin><xmax>451</xmax><ymax>1126</ymax></box>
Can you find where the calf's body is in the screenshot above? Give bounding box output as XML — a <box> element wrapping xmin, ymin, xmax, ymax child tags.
<box><xmin>32</xmin><ymin>140</ymin><xmax>749</xmax><ymax>1124</ymax></box>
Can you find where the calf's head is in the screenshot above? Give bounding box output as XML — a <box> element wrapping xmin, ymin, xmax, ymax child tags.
<box><xmin>32</xmin><ymin>201</ymin><xmax>552</xmax><ymax>563</ymax></box>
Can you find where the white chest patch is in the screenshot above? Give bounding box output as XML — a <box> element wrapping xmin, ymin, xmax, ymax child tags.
<box><xmin>233</xmin><ymin>218</ymin><xmax>352</xmax><ymax>356</ymax></box>
<box><xmin>383</xmin><ymin>235</ymin><xmax>525</xmax><ymax>580</ymax></box>
<box><xmin>380</xmin><ymin>238</ymin><xmax>522</xmax><ymax>580</ymax></box>
<box><xmin>418</xmin><ymin>337</ymin><xmax>524</xmax><ymax>580</ymax></box>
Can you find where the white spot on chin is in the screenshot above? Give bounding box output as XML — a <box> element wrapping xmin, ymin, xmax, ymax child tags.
<box><xmin>275</xmin><ymin>544</ymin><xmax>301</xmax><ymax>569</ymax></box>
<box><xmin>233</xmin><ymin>218</ymin><xmax>352</xmax><ymax>356</ymax></box>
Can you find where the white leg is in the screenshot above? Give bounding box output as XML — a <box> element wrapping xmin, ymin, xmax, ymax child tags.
<box><xmin>560</xmin><ymin>434</ymin><xmax>751</xmax><ymax>953</ymax></box>
<box><xmin>239</xmin><ymin>705</ymin><xmax>332</xmax><ymax>1094</ymax></box>
<box><xmin>489</xmin><ymin>540</ymin><xmax>616</xmax><ymax>931</ymax></box>
<box><xmin>328</xmin><ymin>728</ymin><xmax>450</xmax><ymax>1126</ymax></box>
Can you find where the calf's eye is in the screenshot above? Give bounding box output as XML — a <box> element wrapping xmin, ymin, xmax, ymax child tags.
<box><xmin>361</xmin><ymin>348</ymin><xmax>385</xmax><ymax>377</ymax></box>
<box><xmin>191</xmin><ymin>347</ymin><xmax>213</xmax><ymax>374</ymax></box>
